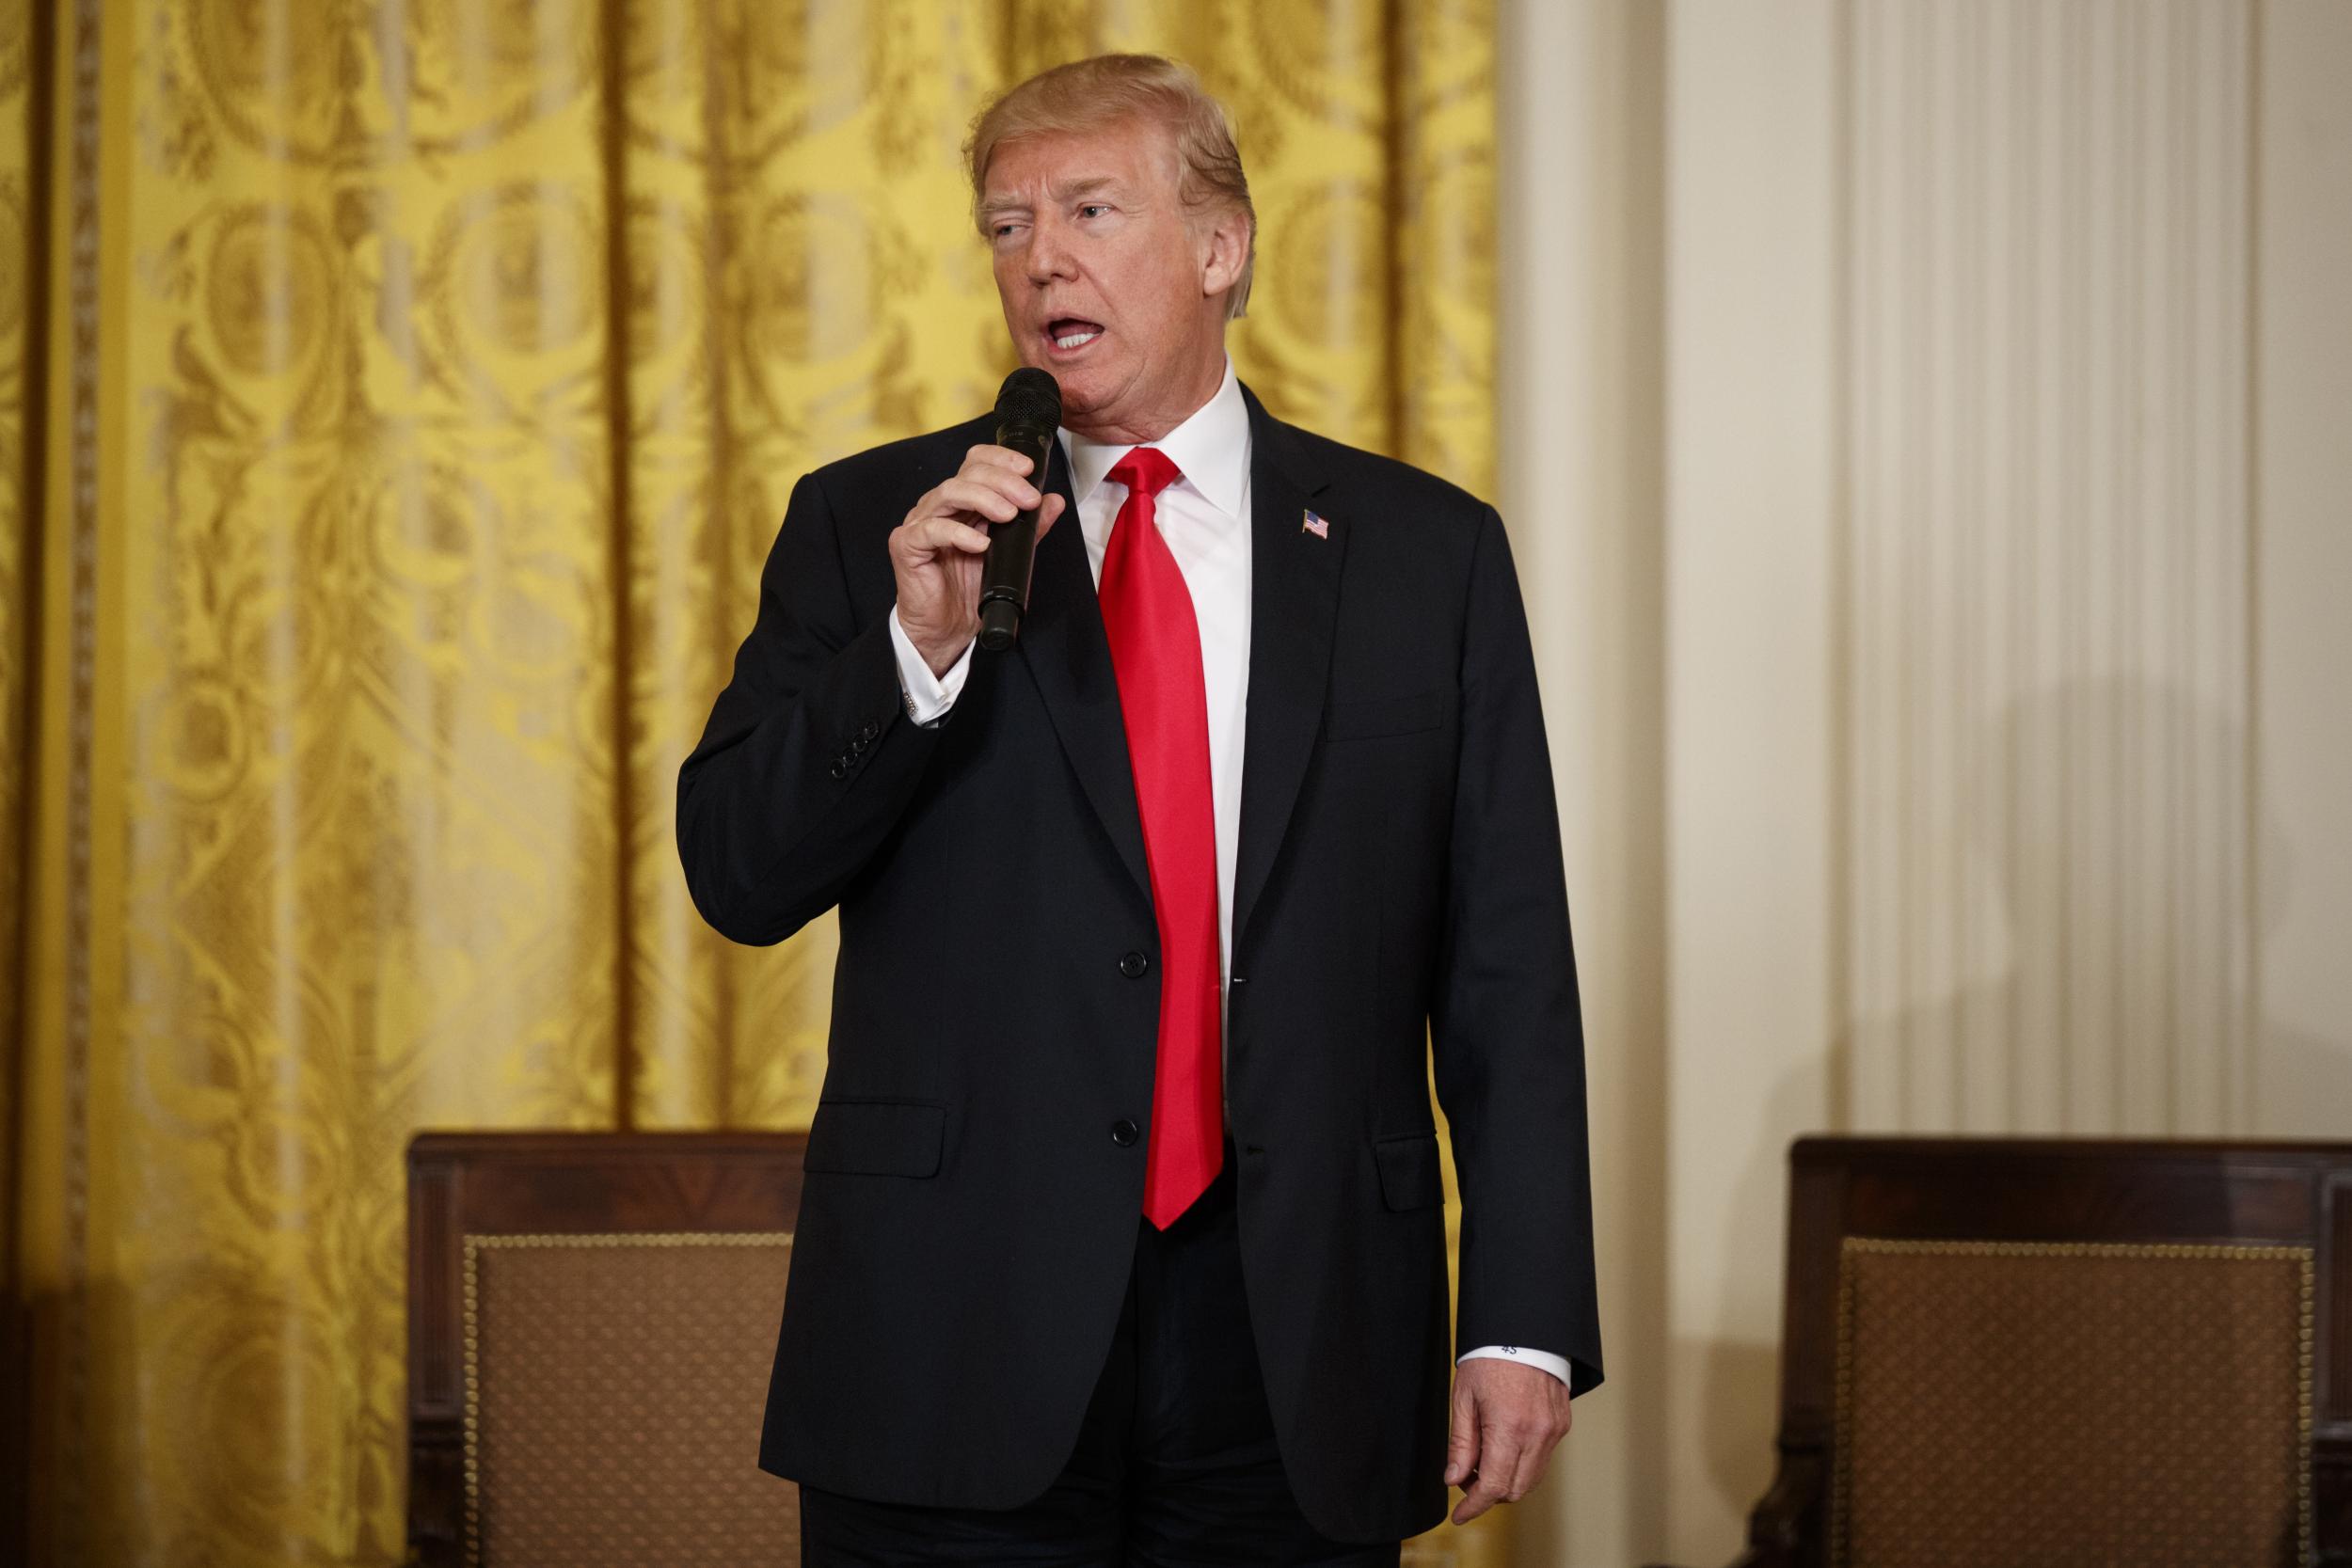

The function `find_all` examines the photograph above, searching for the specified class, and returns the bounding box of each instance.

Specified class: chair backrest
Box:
[1771,1138,2352,1568]
[406,1132,807,1568]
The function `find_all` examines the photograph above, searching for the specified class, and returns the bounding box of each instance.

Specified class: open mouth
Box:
[1044,316,1104,353]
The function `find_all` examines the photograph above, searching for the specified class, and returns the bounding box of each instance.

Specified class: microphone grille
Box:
[995,367,1061,429]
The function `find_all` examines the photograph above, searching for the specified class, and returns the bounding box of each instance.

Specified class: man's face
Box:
[981,117,1239,441]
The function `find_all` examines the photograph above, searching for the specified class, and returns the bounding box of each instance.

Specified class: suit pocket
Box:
[1323,690,1448,742]
[803,1099,946,1178]
[1373,1131,1445,1212]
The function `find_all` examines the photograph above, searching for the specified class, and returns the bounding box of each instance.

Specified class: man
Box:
[676,53,1601,1564]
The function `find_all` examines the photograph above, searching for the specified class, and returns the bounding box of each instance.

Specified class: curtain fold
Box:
[3,2,1498,1562]
[0,0,52,1334]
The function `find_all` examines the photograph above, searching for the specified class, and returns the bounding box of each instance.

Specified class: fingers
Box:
[1504,1413,1562,1504]
[899,447,1046,544]
[1451,1418,1523,1525]
[963,442,1035,478]
[1447,1386,1570,1525]
[899,515,993,559]
[958,445,1045,507]
[1443,1381,1480,1490]
[933,475,1037,524]
[900,491,1059,562]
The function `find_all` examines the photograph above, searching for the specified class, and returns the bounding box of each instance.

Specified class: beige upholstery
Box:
[465,1233,797,1567]
[1831,1238,2311,1567]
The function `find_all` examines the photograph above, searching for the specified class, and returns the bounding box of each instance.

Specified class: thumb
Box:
[1444,1382,1480,1487]
[1036,492,1067,538]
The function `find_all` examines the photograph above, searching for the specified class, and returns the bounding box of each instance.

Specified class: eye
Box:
[1077,203,1110,220]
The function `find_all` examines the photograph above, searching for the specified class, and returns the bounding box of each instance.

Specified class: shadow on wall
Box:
[1697,675,2351,1526]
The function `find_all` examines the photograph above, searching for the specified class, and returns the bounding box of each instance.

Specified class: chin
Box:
[1007,343,1133,430]
[1048,366,1114,418]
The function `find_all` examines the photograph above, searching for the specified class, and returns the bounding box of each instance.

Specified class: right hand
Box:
[890,444,1067,676]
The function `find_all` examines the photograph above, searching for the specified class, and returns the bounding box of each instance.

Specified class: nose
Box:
[1024,214,1075,287]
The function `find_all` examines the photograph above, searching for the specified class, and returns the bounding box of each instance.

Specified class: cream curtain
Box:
[1,2,1500,1563]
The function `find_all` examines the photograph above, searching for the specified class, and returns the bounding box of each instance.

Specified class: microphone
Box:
[976,367,1062,652]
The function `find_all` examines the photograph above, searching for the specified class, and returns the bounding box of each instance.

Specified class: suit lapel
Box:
[1231,387,1340,958]
[1010,436,1154,903]
[1008,386,1341,942]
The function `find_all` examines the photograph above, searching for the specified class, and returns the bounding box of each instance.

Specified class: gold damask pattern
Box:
[6,2,1499,1564]
[0,0,39,1327]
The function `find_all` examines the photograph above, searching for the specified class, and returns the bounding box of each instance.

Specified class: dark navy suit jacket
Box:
[675,383,1602,1544]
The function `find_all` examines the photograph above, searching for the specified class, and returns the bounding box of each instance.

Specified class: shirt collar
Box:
[1057,358,1249,520]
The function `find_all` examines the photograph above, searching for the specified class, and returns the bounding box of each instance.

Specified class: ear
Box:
[1200,206,1252,301]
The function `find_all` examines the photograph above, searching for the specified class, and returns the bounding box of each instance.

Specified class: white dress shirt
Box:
[885,359,1568,1390]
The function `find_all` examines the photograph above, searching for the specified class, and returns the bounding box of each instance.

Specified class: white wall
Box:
[1498,2,2352,1561]
[2252,1,2352,1140]
[1496,3,1668,1560]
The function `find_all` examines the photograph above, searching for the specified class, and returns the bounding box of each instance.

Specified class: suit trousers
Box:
[797,1141,1405,1566]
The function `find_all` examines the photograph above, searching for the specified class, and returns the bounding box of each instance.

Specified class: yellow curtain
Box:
[3,1,1499,1562]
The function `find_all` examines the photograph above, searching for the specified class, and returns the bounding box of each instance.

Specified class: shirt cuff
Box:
[887,603,974,726]
[1457,1344,1573,1389]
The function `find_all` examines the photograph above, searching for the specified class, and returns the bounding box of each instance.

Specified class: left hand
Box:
[1445,1357,1573,1524]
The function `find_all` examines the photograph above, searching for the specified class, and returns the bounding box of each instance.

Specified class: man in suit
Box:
[676,53,1601,1565]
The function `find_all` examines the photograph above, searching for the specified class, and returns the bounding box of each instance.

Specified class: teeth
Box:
[1055,330,1099,350]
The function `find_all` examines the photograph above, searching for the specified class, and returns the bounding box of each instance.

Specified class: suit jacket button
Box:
[1119,950,1149,979]
[1110,1118,1139,1147]
[860,720,880,742]
[829,760,847,779]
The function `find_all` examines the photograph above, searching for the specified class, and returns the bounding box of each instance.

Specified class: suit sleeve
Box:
[675,470,942,946]
[1428,504,1605,1397]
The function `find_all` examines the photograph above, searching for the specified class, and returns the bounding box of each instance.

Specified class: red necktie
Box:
[1097,447,1223,1229]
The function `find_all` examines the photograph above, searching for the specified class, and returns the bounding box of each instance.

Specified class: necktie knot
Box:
[1106,446,1183,503]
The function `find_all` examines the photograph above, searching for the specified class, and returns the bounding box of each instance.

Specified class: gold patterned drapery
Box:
[1,2,1499,1563]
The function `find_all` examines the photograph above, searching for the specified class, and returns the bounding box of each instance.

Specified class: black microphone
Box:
[976,367,1061,652]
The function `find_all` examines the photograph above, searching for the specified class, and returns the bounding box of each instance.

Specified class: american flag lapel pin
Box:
[1301,508,1329,539]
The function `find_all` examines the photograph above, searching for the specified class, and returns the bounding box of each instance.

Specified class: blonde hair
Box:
[965,54,1256,321]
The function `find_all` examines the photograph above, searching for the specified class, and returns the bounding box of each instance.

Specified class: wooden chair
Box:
[406,1132,807,1568]
[1658,1137,2352,1568]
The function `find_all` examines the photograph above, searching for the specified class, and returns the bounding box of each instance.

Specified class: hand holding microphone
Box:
[887,369,1065,673]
